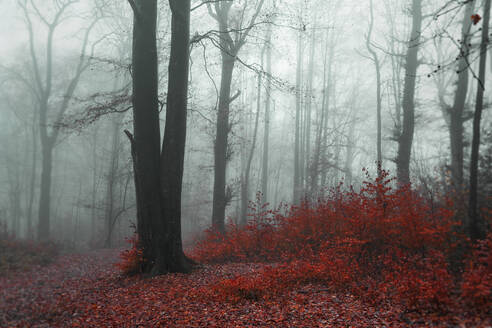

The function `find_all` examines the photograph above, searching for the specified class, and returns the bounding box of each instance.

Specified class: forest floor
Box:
[0,249,489,328]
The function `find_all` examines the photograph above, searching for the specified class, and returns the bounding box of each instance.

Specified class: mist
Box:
[0,0,491,326]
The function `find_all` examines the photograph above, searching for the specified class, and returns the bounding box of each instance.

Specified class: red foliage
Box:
[114,234,144,276]
[461,232,492,310]
[191,170,481,313]
[471,14,482,25]
[1,171,490,326]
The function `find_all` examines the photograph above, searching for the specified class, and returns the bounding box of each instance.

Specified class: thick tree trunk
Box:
[157,0,192,273]
[131,0,163,271]
[396,0,422,186]
[212,55,235,233]
[468,0,490,240]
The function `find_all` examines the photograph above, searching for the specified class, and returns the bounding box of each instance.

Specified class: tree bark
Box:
[130,0,163,271]
[261,24,272,206]
[366,0,383,172]
[212,55,235,233]
[448,1,474,191]
[38,135,53,241]
[396,0,422,186]
[293,29,304,204]
[468,0,490,240]
[158,0,192,273]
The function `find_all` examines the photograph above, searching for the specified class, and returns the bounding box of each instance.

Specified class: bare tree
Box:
[396,0,422,186]
[469,0,490,240]
[19,0,102,240]
[126,0,191,274]
[207,0,266,233]
[366,0,383,172]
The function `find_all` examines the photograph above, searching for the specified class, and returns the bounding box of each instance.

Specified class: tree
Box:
[468,0,490,240]
[240,62,263,226]
[396,0,422,186]
[445,1,475,192]
[207,0,266,233]
[366,0,383,172]
[261,21,273,206]
[19,0,101,241]
[126,0,191,274]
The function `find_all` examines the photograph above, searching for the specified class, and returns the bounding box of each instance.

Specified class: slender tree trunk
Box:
[367,0,382,171]
[310,29,332,198]
[90,126,99,246]
[468,0,490,240]
[293,30,303,204]
[38,135,53,241]
[303,24,316,199]
[105,118,120,248]
[449,1,474,191]
[27,117,38,239]
[396,0,422,186]
[241,71,262,225]
[212,53,235,233]
[261,25,272,206]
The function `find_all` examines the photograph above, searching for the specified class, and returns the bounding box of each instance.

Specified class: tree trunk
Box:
[38,137,53,242]
[157,0,192,273]
[27,118,37,239]
[468,0,490,240]
[241,69,262,226]
[261,25,272,206]
[212,55,235,233]
[367,0,382,171]
[396,0,422,186]
[293,30,303,204]
[449,1,474,191]
[104,118,120,248]
[130,0,163,271]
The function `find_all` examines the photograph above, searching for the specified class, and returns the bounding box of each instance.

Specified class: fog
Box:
[0,0,490,250]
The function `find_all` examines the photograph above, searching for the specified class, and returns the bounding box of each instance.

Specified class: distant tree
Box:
[207,0,266,233]
[18,0,102,241]
[396,0,422,186]
[469,0,490,240]
[366,0,383,173]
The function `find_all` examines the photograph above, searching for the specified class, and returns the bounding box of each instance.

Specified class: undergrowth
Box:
[187,170,491,314]
[0,228,59,276]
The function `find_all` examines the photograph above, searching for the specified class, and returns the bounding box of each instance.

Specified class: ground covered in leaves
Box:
[0,249,488,327]
[1,172,490,327]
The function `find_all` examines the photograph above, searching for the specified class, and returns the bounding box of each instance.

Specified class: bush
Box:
[115,234,144,276]
[192,170,472,312]
[461,232,492,310]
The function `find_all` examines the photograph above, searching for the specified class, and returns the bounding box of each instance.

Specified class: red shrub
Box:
[461,232,492,310]
[191,170,470,312]
[115,234,144,276]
